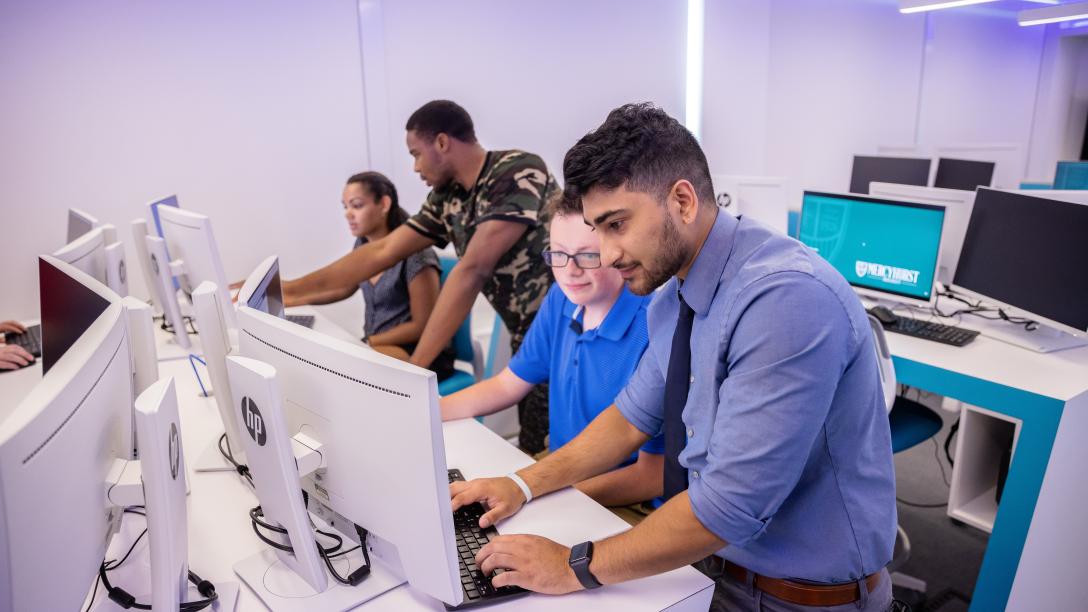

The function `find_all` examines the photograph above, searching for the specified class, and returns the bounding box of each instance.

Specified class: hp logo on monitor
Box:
[168,423,180,480]
[241,397,267,446]
[150,254,159,275]
[119,260,127,284]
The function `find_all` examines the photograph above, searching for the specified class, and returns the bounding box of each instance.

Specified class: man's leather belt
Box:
[721,559,881,607]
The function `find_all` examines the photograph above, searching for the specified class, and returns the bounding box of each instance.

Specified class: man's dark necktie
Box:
[663,292,695,501]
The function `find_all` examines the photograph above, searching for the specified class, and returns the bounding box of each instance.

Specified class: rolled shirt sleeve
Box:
[615,341,667,440]
[688,272,856,548]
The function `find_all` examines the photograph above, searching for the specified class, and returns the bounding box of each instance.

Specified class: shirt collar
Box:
[563,286,643,340]
[679,209,738,316]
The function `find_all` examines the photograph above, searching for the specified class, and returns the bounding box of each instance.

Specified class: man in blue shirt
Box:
[441,201,665,509]
[452,104,897,611]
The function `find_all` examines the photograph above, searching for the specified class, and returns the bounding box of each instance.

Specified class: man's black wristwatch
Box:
[568,541,603,589]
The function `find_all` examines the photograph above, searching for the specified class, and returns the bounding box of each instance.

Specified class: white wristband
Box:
[507,472,533,503]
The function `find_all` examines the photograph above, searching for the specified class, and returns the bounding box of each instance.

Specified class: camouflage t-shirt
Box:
[405,149,557,342]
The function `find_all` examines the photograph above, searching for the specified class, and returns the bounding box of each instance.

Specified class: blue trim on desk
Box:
[892,357,1065,612]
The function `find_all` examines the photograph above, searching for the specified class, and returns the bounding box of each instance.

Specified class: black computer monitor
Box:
[246,257,285,318]
[934,158,995,191]
[849,155,931,194]
[952,189,1088,335]
[39,257,111,373]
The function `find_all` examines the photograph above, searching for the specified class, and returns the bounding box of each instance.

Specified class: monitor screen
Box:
[246,259,285,318]
[1054,161,1088,190]
[934,158,995,191]
[849,156,931,194]
[953,189,1088,333]
[799,191,944,303]
[39,257,111,373]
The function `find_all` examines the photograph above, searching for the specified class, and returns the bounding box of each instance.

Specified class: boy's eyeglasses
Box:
[541,250,602,269]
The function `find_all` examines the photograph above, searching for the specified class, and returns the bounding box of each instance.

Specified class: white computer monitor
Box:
[798,191,946,307]
[237,255,285,318]
[190,281,246,472]
[158,206,237,329]
[68,208,100,243]
[951,188,1088,353]
[0,257,133,611]
[146,194,180,238]
[868,182,975,286]
[712,175,792,235]
[52,224,128,297]
[144,234,192,350]
[231,304,462,608]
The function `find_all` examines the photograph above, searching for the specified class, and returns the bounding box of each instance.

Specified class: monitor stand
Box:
[980,323,1088,354]
[194,432,240,472]
[234,533,404,612]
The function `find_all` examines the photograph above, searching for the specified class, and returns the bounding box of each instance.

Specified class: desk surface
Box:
[100,343,713,611]
[869,301,1088,401]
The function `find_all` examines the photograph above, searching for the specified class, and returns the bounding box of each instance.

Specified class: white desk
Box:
[881,311,1088,612]
[100,357,713,611]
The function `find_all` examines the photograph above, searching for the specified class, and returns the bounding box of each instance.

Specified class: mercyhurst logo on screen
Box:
[855,260,920,287]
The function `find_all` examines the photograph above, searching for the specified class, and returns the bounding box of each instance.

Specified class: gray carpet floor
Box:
[891,391,990,612]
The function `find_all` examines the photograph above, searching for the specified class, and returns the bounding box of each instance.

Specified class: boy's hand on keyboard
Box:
[0,321,27,335]
[450,476,526,528]
[476,534,582,595]
[0,345,34,370]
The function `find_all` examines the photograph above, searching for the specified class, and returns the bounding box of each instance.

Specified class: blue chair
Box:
[869,315,943,600]
[436,257,483,396]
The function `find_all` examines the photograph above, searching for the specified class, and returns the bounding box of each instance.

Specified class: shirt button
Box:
[689,375,695,384]
[687,428,694,438]
[692,470,700,479]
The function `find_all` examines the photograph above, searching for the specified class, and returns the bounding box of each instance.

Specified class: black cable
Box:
[944,418,959,467]
[247,504,371,586]
[217,433,253,487]
[933,438,951,488]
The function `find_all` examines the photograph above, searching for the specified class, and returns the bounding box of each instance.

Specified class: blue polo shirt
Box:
[509,283,665,461]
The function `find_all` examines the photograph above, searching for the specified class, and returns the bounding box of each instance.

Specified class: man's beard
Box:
[625,214,688,296]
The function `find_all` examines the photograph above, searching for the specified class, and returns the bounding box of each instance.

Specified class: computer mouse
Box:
[868,305,897,327]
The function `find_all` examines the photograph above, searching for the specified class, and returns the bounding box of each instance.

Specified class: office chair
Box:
[868,315,944,602]
[436,257,484,396]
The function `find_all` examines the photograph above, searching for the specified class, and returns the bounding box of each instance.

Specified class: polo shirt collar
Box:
[680,209,738,316]
[563,286,642,340]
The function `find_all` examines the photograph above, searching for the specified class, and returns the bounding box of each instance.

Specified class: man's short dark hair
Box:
[562,103,714,211]
[405,100,477,144]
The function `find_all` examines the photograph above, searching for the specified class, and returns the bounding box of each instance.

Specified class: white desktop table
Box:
[881,313,1088,611]
[100,313,713,611]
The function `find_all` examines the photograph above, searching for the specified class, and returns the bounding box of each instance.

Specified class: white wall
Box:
[700,0,1067,196]
[0,0,369,330]
[367,0,688,210]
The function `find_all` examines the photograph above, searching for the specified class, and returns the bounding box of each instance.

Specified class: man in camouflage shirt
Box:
[283,100,556,452]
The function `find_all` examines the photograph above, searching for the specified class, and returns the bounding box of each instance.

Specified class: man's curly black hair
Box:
[561,103,715,212]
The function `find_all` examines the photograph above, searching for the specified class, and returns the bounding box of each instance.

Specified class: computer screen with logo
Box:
[799,191,945,304]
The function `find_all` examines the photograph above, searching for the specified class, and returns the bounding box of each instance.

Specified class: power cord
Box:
[248,493,372,586]
[84,507,219,611]
[217,433,253,487]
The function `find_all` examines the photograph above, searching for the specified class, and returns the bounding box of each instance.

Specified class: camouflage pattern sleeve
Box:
[475,151,553,227]
[406,189,451,248]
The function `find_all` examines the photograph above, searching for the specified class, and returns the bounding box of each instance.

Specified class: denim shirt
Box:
[615,210,896,583]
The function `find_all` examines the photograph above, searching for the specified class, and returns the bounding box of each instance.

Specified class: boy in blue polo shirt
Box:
[441,200,664,509]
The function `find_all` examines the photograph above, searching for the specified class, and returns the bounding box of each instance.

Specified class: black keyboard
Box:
[286,314,315,329]
[446,469,528,610]
[872,311,979,347]
[4,324,42,358]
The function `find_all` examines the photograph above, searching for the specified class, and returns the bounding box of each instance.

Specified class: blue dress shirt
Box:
[616,210,896,583]
[510,283,665,459]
